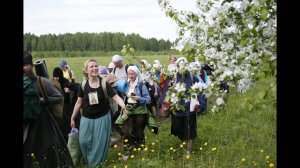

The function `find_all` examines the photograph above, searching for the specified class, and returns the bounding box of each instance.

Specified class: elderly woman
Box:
[70,59,127,166]
[121,65,151,153]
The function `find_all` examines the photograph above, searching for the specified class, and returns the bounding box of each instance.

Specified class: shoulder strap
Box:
[101,78,109,100]
[113,67,116,74]
[113,64,129,75]
[81,79,87,92]
[125,64,129,75]
[101,78,114,113]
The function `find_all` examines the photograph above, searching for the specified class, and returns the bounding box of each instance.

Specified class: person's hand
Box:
[130,96,139,101]
[64,87,70,93]
[70,119,75,128]
[122,106,128,115]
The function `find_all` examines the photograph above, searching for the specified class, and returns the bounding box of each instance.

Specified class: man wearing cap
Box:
[111,55,129,81]
[59,60,76,83]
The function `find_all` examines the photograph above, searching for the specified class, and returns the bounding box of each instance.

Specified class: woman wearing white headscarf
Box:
[119,65,151,154]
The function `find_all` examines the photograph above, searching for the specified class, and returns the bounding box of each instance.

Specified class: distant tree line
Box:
[24,32,173,52]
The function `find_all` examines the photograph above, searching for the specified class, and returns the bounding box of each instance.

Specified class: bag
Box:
[67,128,82,166]
[159,95,170,117]
[159,72,168,93]
[23,76,42,123]
[37,76,64,121]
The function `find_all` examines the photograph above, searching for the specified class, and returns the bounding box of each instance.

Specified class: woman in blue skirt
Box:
[70,59,127,166]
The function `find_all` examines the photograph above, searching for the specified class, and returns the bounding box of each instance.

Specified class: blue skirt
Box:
[79,112,111,166]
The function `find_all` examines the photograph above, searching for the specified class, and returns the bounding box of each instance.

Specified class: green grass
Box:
[77,76,276,168]
[33,55,172,81]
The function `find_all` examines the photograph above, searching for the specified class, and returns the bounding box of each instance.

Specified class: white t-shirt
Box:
[113,65,128,80]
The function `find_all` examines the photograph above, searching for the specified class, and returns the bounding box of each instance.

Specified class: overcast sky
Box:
[24,0,199,42]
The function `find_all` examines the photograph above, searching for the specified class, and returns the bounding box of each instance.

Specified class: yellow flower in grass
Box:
[141,158,145,161]
[138,148,141,151]
[151,129,154,132]
[269,163,275,167]
[144,147,148,152]
[265,156,270,160]
[185,155,190,160]
[113,166,117,168]
[204,143,208,146]
[130,155,134,159]
[211,147,217,151]
[170,147,174,151]
[199,147,203,151]
[117,153,122,156]
[141,144,145,147]
[31,153,35,157]
[260,149,264,153]
[113,145,118,148]
[180,144,183,148]
[151,149,155,152]
[182,142,186,145]
[133,148,137,152]
[124,165,128,168]
[241,158,246,162]
[124,139,128,143]
[152,142,155,146]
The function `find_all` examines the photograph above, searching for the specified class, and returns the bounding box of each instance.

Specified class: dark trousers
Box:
[111,109,124,136]
[123,114,148,149]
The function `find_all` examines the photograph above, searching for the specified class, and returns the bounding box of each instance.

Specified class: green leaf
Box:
[250,6,259,15]
[258,0,266,5]
[261,8,268,21]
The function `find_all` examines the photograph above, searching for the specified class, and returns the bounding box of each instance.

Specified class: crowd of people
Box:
[23,51,216,167]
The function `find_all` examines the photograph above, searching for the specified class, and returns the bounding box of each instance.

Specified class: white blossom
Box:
[216,97,225,106]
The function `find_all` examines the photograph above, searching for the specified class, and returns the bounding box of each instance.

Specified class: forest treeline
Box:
[24,32,173,52]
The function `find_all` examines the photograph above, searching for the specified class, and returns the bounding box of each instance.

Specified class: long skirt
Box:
[171,113,197,141]
[79,112,111,166]
[23,108,74,168]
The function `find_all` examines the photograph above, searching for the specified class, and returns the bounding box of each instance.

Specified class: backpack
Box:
[113,64,129,75]
[81,77,116,113]
[37,76,64,121]
[23,76,42,123]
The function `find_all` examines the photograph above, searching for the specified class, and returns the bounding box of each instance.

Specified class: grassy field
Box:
[33,55,172,81]
[35,56,276,167]
[87,76,275,168]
